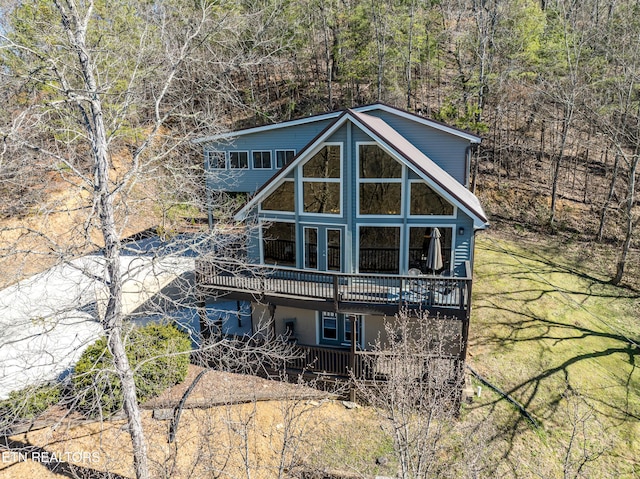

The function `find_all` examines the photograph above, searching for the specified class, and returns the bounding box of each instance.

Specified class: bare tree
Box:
[0,1,256,477]
[352,310,463,479]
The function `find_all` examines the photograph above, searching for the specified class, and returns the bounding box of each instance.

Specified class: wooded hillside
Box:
[1,0,638,285]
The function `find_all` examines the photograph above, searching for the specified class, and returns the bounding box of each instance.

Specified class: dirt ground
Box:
[0,367,372,479]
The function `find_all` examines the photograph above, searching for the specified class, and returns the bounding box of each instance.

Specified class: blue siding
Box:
[246,117,477,276]
[364,110,469,184]
[205,119,335,193]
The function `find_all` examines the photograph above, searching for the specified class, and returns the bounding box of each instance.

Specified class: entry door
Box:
[304,226,343,272]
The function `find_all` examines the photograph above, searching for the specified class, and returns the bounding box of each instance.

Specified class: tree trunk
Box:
[55,1,150,476]
[611,154,638,285]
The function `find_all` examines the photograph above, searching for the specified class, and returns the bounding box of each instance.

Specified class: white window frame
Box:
[259,179,296,214]
[229,150,249,169]
[356,141,405,218]
[321,312,338,341]
[303,226,319,270]
[206,150,227,169]
[342,314,364,348]
[408,180,457,218]
[252,150,273,169]
[275,149,296,168]
[298,142,343,217]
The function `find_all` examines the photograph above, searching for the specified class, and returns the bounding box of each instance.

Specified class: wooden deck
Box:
[285,344,462,383]
[196,261,473,318]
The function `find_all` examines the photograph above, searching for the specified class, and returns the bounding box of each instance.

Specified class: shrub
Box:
[72,322,191,417]
[0,383,61,421]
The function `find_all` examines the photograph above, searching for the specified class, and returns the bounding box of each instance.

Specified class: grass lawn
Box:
[466,230,640,477]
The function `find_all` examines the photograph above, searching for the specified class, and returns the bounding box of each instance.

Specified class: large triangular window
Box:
[409,181,454,216]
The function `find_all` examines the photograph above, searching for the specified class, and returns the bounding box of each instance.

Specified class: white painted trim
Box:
[321,311,338,341]
[229,150,249,169]
[407,225,456,274]
[275,149,296,169]
[251,150,273,169]
[356,224,402,274]
[205,150,226,169]
[193,111,344,144]
[303,226,319,270]
[359,104,482,143]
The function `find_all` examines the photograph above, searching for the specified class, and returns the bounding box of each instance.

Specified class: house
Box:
[194,103,488,387]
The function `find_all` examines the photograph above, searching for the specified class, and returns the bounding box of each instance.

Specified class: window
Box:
[359,183,402,215]
[253,151,272,169]
[301,144,341,215]
[262,222,296,266]
[410,182,454,216]
[230,151,249,169]
[261,180,295,212]
[319,312,362,346]
[206,151,226,169]
[276,149,295,168]
[408,226,453,273]
[359,226,400,274]
[303,182,341,213]
[359,144,402,178]
[322,312,338,340]
[358,144,403,216]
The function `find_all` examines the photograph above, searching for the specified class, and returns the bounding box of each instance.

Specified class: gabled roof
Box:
[193,103,481,145]
[235,110,488,229]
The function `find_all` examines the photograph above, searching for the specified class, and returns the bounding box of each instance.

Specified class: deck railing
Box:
[196,260,472,313]
[284,343,461,382]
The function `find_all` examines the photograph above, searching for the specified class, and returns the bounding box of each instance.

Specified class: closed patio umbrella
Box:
[426,228,443,272]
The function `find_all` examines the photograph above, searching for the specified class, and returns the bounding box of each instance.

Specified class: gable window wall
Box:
[358,144,403,216]
[301,144,342,215]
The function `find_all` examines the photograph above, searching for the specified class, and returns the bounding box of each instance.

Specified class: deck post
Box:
[349,314,357,402]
